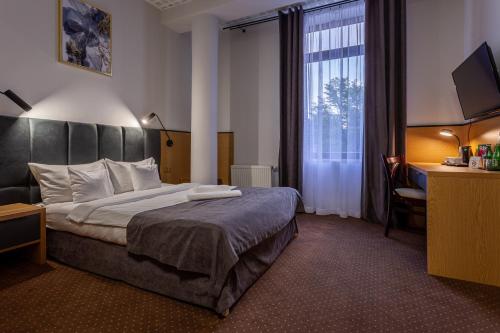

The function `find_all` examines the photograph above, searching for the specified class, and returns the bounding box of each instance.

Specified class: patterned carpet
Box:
[1,214,500,333]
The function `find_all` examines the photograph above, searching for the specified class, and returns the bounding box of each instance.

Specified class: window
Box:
[303,1,365,161]
[301,0,365,218]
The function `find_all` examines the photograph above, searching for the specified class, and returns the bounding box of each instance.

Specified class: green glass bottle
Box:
[485,146,494,170]
[493,132,500,171]
[493,145,500,170]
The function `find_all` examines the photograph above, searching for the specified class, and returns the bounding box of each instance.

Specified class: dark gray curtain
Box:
[362,0,407,223]
[279,6,304,192]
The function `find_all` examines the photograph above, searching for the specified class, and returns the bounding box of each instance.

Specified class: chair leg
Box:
[384,205,393,237]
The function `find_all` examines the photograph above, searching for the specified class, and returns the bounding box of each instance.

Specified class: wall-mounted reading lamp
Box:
[0,90,32,111]
[439,129,461,149]
[141,112,174,147]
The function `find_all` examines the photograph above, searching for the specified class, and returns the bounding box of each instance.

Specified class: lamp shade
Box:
[439,128,461,147]
[439,129,454,137]
[1,90,32,111]
[141,112,157,124]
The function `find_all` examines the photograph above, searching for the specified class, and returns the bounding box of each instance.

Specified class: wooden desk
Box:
[408,163,500,287]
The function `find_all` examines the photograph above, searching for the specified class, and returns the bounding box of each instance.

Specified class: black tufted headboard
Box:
[0,115,161,205]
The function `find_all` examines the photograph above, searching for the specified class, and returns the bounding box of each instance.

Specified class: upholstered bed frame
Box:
[0,114,297,315]
[0,115,161,205]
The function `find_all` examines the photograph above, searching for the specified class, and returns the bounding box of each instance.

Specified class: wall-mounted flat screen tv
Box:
[452,42,500,120]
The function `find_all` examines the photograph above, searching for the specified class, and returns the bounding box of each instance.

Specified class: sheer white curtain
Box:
[302,0,365,218]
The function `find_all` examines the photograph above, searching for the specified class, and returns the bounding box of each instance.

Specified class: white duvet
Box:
[67,183,196,227]
[46,183,241,245]
[46,184,197,244]
[45,205,128,245]
[49,183,239,228]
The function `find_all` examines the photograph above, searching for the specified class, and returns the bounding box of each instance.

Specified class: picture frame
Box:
[58,0,112,76]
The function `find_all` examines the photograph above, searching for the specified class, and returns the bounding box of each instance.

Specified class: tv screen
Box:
[452,42,500,120]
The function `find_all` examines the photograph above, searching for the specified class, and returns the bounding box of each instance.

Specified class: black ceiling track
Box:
[223,0,360,30]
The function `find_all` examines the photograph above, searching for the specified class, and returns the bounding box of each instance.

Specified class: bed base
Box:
[47,218,298,315]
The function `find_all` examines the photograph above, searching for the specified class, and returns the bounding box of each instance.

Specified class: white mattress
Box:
[46,202,127,245]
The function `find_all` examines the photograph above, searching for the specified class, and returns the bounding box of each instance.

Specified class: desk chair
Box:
[381,155,426,237]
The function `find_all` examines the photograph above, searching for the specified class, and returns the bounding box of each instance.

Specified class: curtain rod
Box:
[222,0,359,30]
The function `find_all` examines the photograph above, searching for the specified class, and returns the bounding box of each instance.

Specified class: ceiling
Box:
[152,0,304,33]
[144,0,193,11]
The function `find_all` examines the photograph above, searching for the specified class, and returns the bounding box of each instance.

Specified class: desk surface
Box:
[409,162,500,177]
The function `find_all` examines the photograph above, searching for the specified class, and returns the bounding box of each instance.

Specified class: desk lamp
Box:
[439,129,461,149]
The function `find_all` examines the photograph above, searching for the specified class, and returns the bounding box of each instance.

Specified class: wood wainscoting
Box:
[160,131,191,184]
[407,115,500,163]
[217,132,234,185]
[160,131,234,185]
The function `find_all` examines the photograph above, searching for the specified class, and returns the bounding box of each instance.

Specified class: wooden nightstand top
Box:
[0,204,45,222]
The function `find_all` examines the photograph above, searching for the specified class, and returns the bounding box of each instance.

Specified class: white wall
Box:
[0,0,191,130]
[5,0,498,155]
[227,1,500,163]
[226,21,280,167]
[407,0,465,125]
[226,0,500,165]
[218,30,232,132]
[463,0,500,62]
[407,0,500,126]
[190,14,219,184]
[163,30,192,131]
[165,29,231,133]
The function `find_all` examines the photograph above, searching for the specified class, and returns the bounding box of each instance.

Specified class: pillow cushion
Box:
[28,164,72,205]
[28,160,106,205]
[68,164,114,203]
[129,164,162,191]
[105,158,155,194]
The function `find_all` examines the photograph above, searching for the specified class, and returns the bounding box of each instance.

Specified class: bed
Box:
[0,115,300,315]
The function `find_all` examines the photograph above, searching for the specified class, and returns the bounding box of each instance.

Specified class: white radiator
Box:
[231,165,273,188]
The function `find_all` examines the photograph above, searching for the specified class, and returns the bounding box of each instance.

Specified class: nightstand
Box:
[0,204,46,265]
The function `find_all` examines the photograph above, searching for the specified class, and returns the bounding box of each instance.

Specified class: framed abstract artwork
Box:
[58,0,112,76]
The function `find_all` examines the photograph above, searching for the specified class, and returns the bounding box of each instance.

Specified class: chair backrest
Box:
[380,154,402,195]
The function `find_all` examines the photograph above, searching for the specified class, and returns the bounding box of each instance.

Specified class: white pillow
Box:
[129,164,161,191]
[68,164,114,203]
[105,158,155,194]
[28,160,106,205]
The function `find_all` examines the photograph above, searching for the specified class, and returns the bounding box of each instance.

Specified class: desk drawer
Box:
[0,214,40,251]
[409,167,427,191]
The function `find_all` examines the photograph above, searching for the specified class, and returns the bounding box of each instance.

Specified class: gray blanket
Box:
[126,187,300,293]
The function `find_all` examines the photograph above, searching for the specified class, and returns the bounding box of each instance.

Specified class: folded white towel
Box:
[194,185,236,193]
[187,190,242,201]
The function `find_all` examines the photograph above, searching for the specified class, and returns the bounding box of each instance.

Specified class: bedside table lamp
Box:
[0,89,32,111]
[141,112,174,147]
